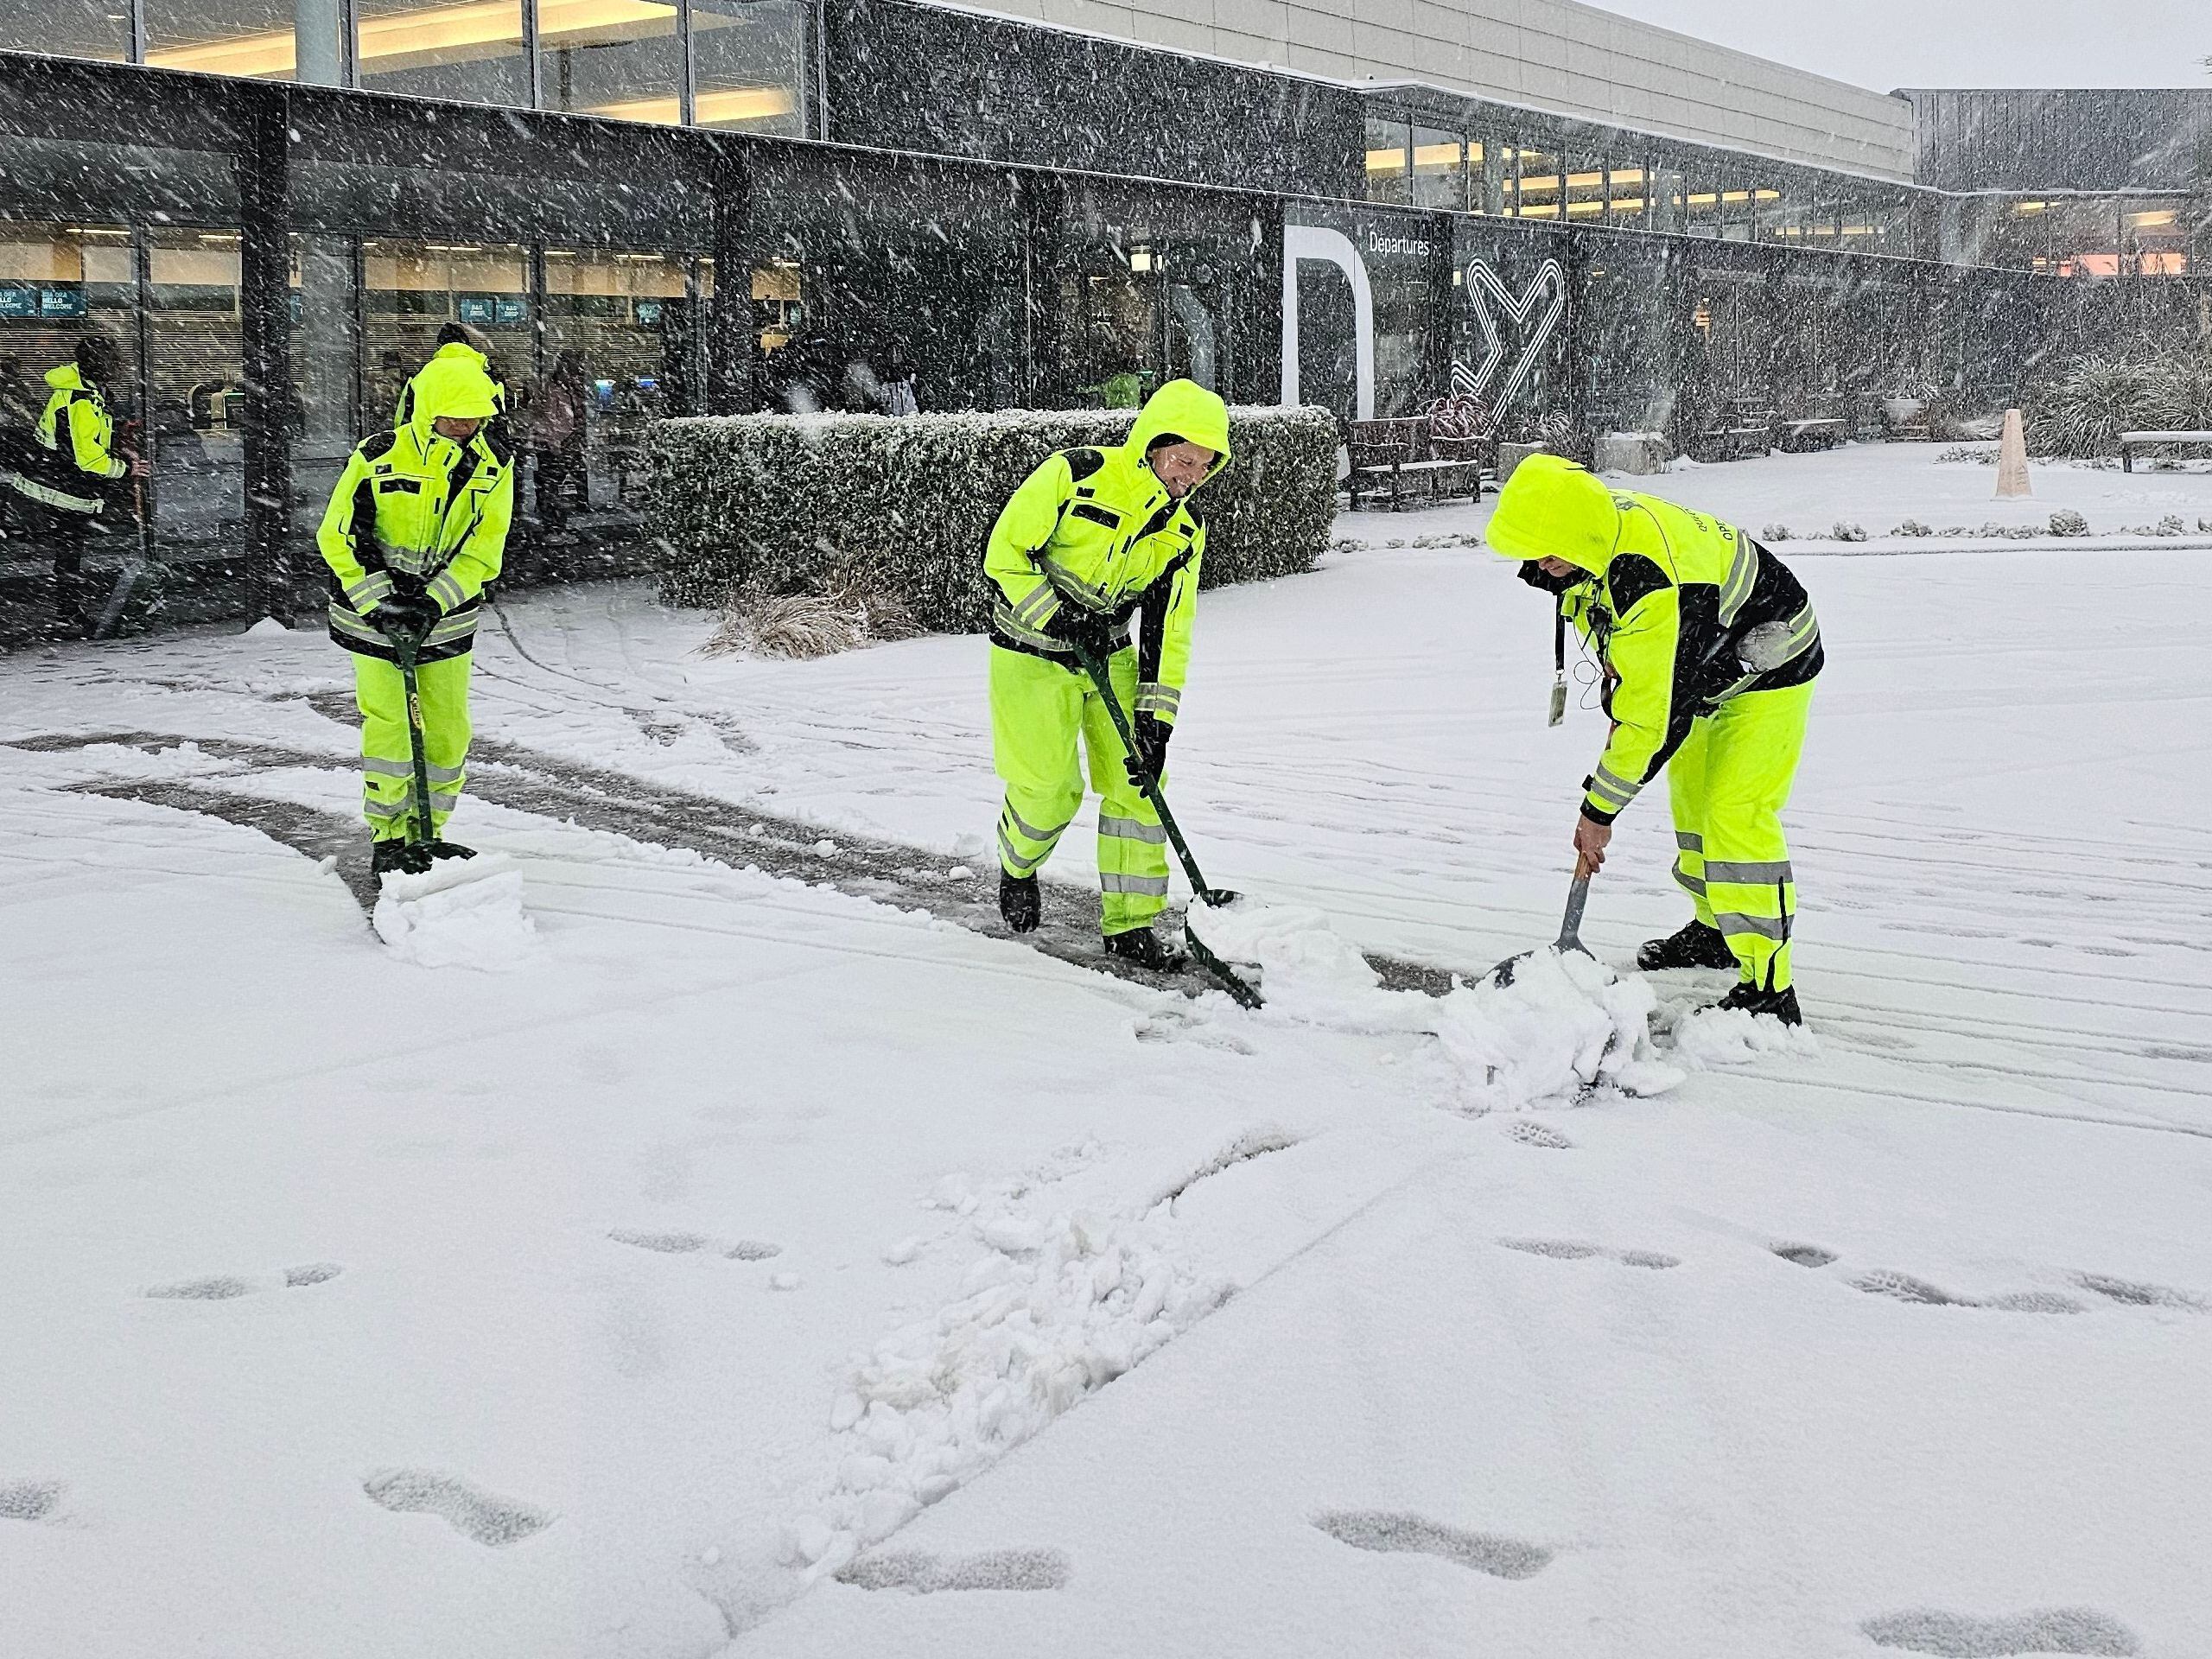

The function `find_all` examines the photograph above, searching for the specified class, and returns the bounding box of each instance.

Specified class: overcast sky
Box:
[1594,0,2212,92]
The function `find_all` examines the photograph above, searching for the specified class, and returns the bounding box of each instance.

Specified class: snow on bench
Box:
[2120,430,2212,472]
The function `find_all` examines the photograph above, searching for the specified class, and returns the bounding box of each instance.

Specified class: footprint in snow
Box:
[607,1229,782,1262]
[838,1548,1070,1593]
[0,1480,64,1522]
[144,1263,344,1300]
[1861,1605,2139,1656]
[1851,1270,2082,1313]
[1314,1511,1552,1580]
[363,1469,555,1548]
[1497,1238,1680,1269]
[1505,1120,1575,1149]
[1771,1242,1839,1268]
[2071,1272,2207,1312]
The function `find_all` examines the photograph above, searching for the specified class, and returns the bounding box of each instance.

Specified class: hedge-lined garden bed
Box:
[647,405,1340,630]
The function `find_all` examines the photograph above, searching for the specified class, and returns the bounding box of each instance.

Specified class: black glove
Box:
[1046,603,1118,662]
[1125,712,1172,786]
[373,592,437,647]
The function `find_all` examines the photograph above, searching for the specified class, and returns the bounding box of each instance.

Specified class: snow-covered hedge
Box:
[647,405,1340,626]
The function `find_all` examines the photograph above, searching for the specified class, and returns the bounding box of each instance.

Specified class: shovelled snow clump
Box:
[1669,1002,1821,1068]
[1188,899,1681,1109]
[785,1190,1227,1581]
[372,853,539,971]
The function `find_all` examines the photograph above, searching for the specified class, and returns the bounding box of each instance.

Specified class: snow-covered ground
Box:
[3,445,2209,1659]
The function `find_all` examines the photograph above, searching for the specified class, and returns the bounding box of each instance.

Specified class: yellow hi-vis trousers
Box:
[1665,679,1815,993]
[353,651,473,841]
[989,643,1169,937]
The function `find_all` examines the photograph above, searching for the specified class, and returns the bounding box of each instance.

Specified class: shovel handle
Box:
[1556,871,1592,952]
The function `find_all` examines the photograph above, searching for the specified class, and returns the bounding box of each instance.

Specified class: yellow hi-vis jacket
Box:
[1487,454,1822,823]
[13,363,129,513]
[983,378,1230,727]
[394,340,508,430]
[318,356,513,665]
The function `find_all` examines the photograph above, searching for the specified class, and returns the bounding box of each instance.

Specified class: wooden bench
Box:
[1346,416,1484,510]
[2120,430,2212,472]
[1778,417,1847,453]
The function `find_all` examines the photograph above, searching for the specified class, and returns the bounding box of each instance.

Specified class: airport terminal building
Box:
[1,0,2207,623]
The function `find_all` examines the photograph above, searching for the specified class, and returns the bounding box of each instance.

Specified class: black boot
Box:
[1103,926,1186,972]
[1716,982,1802,1027]
[371,837,433,877]
[1637,919,1738,971]
[999,871,1040,933]
[426,840,476,861]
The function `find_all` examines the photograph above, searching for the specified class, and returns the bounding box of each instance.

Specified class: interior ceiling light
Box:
[585,86,792,124]
[148,0,696,79]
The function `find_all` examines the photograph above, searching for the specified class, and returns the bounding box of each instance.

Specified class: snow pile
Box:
[371,853,540,970]
[785,1173,1228,1580]
[1669,1002,1821,1067]
[1187,899,1681,1109]
[1431,945,1683,1109]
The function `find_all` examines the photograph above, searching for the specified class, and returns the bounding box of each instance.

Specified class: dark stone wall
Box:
[822,0,1364,200]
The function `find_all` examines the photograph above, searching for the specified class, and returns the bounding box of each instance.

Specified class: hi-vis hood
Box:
[45,363,88,394]
[1484,453,1622,575]
[1127,378,1231,482]
[406,352,501,441]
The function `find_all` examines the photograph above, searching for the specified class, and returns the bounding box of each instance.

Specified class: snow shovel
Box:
[1068,639,1263,1011]
[395,630,439,855]
[1487,864,1594,988]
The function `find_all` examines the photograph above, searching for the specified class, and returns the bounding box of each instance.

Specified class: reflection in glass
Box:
[0,0,130,60]
[1364,117,1412,206]
[1411,129,1464,212]
[691,0,806,133]
[1563,154,1605,222]
[142,0,348,85]
[353,0,529,109]
[539,0,681,122]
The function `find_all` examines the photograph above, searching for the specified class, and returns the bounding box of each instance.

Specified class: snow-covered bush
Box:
[1830,520,1868,543]
[703,578,924,660]
[1759,521,1793,541]
[1893,518,1934,537]
[2048,509,2089,537]
[648,406,1339,627]
[2025,352,2212,458]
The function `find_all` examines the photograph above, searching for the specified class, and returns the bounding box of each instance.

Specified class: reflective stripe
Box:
[1135,683,1181,717]
[3,470,103,512]
[1001,801,1070,846]
[1715,912,1789,941]
[1704,859,1794,884]
[364,798,409,821]
[361,757,413,779]
[1097,813,1166,844]
[992,601,1071,652]
[346,572,393,609]
[328,604,385,643]
[426,571,467,613]
[425,761,466,785]
[1013,583,1059,626]
[1673,867,1707,897]
[1719,536,1758,624]
[997,825,1052,874]
[1675,830,1704,851]
[1099,872,1170,896]
[1587,764,1642,808]
[425,613,480,644]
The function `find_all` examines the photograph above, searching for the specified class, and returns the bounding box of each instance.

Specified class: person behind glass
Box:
[531,349,587,540]
[880,340,918,416]
[0,333,145,640]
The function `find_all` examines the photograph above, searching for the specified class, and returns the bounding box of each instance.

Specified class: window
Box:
[141,0,348,85]
[1685,175,1723,238]
[1468,139,1503,216]
[539,0,681,122]
[1410,128,1464,212]
[0,0,129,60]
[1364,116,1413,206]
[1605,161,1649,227]
[691,0,807,134]
[1563,153,1606,222]
[1511,147,1561,220]
[2121,200,2190,276]
[1645,165,1685,234]
[354,0,529,109]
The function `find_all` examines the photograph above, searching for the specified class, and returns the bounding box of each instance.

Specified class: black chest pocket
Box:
[377,478,423,494]
[1070,502,1120,530]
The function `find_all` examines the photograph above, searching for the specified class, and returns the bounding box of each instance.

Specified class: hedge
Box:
[646,404,1341,629]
